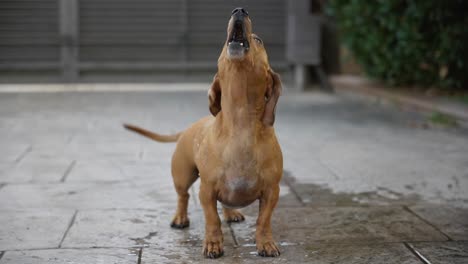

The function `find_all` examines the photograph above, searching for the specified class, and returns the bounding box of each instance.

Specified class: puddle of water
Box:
[283,171,422,207]
[127,248,140,256]
[129,231,158,246]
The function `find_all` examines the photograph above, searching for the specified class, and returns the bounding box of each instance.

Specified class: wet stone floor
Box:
[0,90,467,263]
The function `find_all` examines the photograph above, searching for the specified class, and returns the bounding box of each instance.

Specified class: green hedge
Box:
[327,0,468,89]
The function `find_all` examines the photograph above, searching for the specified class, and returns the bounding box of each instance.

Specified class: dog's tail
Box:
[123,124,181,143]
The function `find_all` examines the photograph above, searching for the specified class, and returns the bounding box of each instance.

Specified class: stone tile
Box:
[0,164,11,182]
[0,248,139,264]
[27,142,142,162]
[140,245,206,263]
[318,138,468,204]
[119,162,172,182]
[409,204,468,240]
[140,243,420,264]
[66,142,142,161]
[283,157,338,185]
[141,144,177,163]
[0,181,176,210]
[65,160,125,182]
[276,183,304,207]
[236,243,420,264]
[0,144,30,163]
[0,159,71,183]
[0,210,74,250]
[62,209,234,248]
[291,183,420,206]
[410,241,468,264]
[231,207,448,245]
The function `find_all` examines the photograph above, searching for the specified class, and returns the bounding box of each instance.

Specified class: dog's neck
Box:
[216,70,264,141]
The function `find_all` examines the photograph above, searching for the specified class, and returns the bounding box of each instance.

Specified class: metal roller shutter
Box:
[79,0,185,66]
[0,0,288,82]
[0,0,60,69]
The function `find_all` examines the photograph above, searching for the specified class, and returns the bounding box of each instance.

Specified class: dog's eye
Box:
[253,36,263,45]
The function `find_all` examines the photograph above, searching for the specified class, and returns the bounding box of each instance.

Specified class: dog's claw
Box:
[203,240,224,258]
[170,219,189,229]
[204,249,223,259]
[170,214,190,229]
[257,240,280,257]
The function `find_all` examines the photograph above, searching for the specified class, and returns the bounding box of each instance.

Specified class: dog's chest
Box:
[213,139,265,208]
[217,167,259,208]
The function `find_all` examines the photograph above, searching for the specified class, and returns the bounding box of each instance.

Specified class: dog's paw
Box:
[170,215,189,229]
[257,240,280,257]
[202,240,224,259]
[223,209,245,223]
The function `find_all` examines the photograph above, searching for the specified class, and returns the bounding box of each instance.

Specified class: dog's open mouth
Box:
[227,19,249,59]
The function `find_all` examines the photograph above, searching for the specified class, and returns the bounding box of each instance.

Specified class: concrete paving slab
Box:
[62,209,234,248]
[119,161,173,182]
[0,159,72,183]
[65,160,173,183]
[234,243,421,264]
[232,207,448,245]
[317,136,468,206]
[65,160,125,182]
[409,205,468,240]
[139,246,205,263]
[64,142,142,161]
[140,243,420,264]
[24,143,142,163]
[1,90,468,262]
[0,144,30,163]
[0,181,176,210]
[410,241,468,264]
[0,248,139,264]
[291,183,420,206]
[275,184,304,208]
[0,210,74,250]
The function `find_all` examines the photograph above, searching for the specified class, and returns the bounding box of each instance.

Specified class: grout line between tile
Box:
[317,157,341,180]
[58,210,78,248]
[15,145,32,164]
[137,247,143,264]
[228,224,239,247]
[60,160,76,183]
[404,242,432,264]
[4,240,468,253]
[403,206,453,241]
[6,246,145,251]
[282,172,305,206]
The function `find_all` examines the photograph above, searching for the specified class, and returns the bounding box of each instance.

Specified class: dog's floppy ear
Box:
[208,74,221,116]
[262,69,282,126]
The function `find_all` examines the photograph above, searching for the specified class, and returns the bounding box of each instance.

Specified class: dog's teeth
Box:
[240,43,243,46]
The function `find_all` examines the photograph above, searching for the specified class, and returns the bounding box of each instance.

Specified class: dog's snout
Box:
[231,7,248,18]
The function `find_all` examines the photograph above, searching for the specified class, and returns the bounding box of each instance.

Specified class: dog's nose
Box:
[231,7,248,17]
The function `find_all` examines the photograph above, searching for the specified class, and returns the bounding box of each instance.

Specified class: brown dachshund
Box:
[124,7,282,258]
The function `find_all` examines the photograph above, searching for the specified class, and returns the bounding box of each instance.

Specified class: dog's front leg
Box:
[199,182,224,258]
[256,185,280,257]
